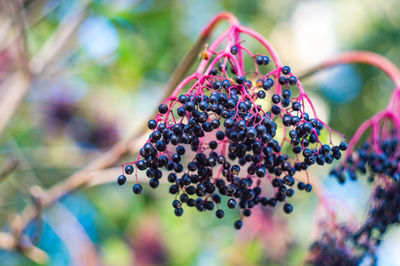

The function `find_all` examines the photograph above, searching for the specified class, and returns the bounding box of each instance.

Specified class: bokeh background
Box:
[0,0,399,265]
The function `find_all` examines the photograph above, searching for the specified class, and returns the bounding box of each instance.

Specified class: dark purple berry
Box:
[133,184,142,194]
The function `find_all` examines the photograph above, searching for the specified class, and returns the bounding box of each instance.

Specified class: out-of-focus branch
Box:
[29,8,87,75]
[0,0,89,137]
[0,72,30,135]
[0,0,91,262]
[0,0,62,51]
[0,157,19,183]
[133,29,212,138]
[299,51,400,87]
[0,232,48,264]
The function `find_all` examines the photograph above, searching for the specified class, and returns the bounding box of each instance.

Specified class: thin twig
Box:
[0,232,48,264]
[0,0,63,51]
[299,51,400,87]
[0,0,89,137]
[0,157,19,183]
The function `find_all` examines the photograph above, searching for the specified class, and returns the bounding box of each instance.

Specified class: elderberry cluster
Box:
[331,132,399,184]
[117,59,346,229]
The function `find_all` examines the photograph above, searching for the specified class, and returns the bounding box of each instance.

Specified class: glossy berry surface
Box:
[132,184,142,194]
[117,175,126,186]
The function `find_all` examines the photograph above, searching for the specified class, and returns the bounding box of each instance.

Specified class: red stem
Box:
[200,12,239,38]
[305,51,400,155]
[317,51,400,88]
[238,25,283,69]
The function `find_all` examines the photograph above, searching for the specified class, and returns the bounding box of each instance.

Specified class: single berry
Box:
[283,203,293,214]
[175,208,184,217]
[257,90,266,99]
[282,66,291,75]
[262,56,270,65]
[133,184,143,194]
[125,165,134,175]
[178,95,188,103]
[231,46,238,55]
[216,209,224,218]
[148,119,157,130]
[256,56,264,65]
[117,175,126,186]
[279,76,287,85]
[234,220,243,230]
[235,76,245,84]
[339,142,348,151]
[227,198,237,209]
[158,104,168,114]
[222,79,231,88]
[288,76,297,85]
[172,199,182,208]
[272,94,281,104]
[243,209,252,217]
[297,182,306,190]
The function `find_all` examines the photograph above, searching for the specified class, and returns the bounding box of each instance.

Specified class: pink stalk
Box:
[238,25,283,68]
[234,28,245,75]
[313,51,400,88]
[199,12,239,36]
[304,51,400,156]
[196,29,231,75]
[168,73,199,100]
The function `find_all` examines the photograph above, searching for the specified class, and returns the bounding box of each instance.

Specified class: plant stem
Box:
[299,51,400,87]
[300,51,400,155]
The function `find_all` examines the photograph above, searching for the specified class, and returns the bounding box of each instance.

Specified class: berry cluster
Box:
[353,182,400,251]
[302,52,400,265]
[308,181,400,265]
[331,132,399,184]
[307,230,362,266]
[118,13,346,229]
[331,101,400,185]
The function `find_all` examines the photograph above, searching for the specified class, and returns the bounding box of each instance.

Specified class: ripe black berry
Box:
[234,220,243,230]
[256,56,264,65]
[216,209,224,218]
[279,77,287,85]
[117,175,126,185]
[133,184,142,194]
[175,208,184,216]
[262,56,270,65]
[172,199,182,208]
[288,76,297,85]
[243,209,252,217]
[272,94,281,104]
[227,198,237,209]
[282,66,291,75]
[125,165,134,175]
[283,203,293,213]
[297,182,305,190]
[148,119,157,130]
[158,104,168,114]
[231,46,238,55]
